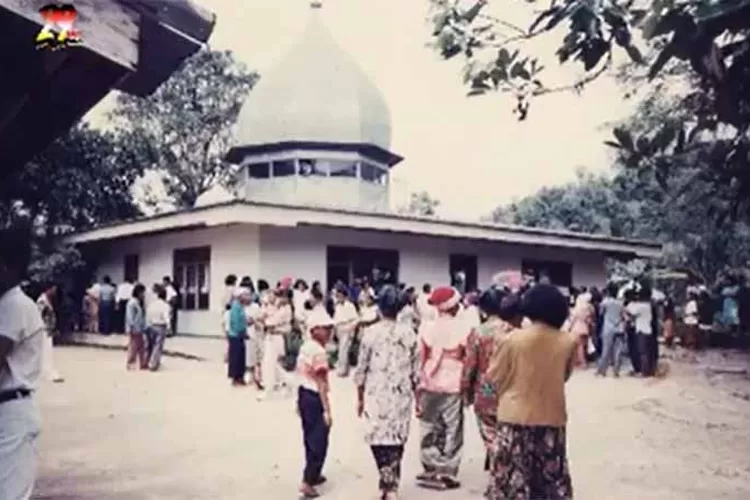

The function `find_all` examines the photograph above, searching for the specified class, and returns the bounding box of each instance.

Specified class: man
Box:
[162,276,178,337]
[97,276,116,335]
[0,218,46,499]
[36,283,64,383]
[416,286,470,490]
[332,284,358,377]
[415,283,437,325]
[115,278,134,333]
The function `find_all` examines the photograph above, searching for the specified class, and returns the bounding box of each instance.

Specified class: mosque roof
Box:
[226,2,394,164]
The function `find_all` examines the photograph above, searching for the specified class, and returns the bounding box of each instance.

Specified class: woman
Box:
[145,284,170,371]
[125,283,147,370]
[354,285,419,500]
[258,286,293,400]
[297,307,335,499]
[416,286,470,490]
[625,286,655,377]
[227,288,250,386]
[294,279,311,320]
[359,288,379,326]
[567,292,594,368]
[244,291,264,389]
[396,287,417,329]
[461,287,514,478]
[596,283,626,377]
[83,280,99,333]
[461,292,482,332]
[683,289,700,349]
[486,284,576,499]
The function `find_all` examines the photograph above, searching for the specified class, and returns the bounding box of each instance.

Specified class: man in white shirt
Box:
[36,283,64,383]
[332,285,359,377]
[146,284,171,371]
[162,276,178,336]
[416,283,437,325]
[115,279,134,333]
[0,220,45,499]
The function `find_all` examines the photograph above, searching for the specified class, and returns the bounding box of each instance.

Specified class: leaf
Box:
[613,128,635,152]
[497,48,512,65]
[604,140,622,149]
[648,42,676,79]
[461,0,487,23]
[529,6,562,33]
[625,44,646,64]
[510,62,531,80]
[543,5,573,31]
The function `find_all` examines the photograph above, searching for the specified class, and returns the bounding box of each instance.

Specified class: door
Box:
[123,254,139,282]
[449,254,478,292]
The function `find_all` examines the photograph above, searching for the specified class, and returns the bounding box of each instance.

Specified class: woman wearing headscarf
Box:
[567,291,594,368]
[461,287,515,481]
[486,284,576,499]
[354,286,419,500]
[415,286,471,490]
[296,307,335,499]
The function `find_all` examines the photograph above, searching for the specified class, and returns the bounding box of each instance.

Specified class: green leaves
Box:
[110,48,257,208]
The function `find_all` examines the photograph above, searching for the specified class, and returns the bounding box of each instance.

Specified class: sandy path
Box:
[33,345,750,499]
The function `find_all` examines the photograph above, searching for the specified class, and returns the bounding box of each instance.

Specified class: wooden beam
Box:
[0,0,140,71]
[0,47,128,176]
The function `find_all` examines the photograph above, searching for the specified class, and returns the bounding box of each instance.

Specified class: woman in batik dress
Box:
[354,285,419,499]
[461,287,515,475]
[486,284,576,500]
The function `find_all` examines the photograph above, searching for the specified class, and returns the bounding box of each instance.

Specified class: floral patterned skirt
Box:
[488,422,572,500]
[371,444,405,492]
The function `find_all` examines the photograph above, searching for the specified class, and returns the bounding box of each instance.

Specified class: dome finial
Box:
[310,0,322,9]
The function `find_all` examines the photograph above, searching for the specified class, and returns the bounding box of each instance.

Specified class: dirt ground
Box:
[32,342,750,500]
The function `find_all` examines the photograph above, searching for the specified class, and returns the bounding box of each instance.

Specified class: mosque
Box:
[66,3,660,335]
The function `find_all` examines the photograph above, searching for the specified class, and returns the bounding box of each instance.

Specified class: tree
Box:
[110,48,258,208]
[428,0,750,221]
[399,191,441,216]
[0,123,143,292]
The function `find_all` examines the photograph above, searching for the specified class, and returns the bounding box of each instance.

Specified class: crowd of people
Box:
[211,269,689,499]
[3,218,748,500]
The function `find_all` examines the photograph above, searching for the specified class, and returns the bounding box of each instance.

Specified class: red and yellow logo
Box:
[35,3,83,51]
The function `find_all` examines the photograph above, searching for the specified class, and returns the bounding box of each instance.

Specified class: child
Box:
[296,308,335,498]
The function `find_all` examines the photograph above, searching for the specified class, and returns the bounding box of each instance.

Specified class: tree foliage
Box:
[0,123,142,287]
[399,191,442,216]
[110,48,258,208]
[430,0,750,221]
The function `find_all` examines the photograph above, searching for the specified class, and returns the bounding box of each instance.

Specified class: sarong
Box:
[227,336,246,382]
[489,422,572,500]
[418,391,463,478]
[371,444,404,492]
[475,411,497,470]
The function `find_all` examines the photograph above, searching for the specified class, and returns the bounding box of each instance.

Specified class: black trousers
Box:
[227,337,246,382]
[116,300,128,333]
[626,328,641,373]
[299,387,329,485]
[638,333,656,377]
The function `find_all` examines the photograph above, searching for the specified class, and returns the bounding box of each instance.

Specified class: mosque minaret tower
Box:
[226,1,402,213]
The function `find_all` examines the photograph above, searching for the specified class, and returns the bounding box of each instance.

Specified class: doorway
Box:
[326,246,399,289]
[449,253,478,292]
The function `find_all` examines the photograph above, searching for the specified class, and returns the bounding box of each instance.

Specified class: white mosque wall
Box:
[93,225,260,336]
[91,223,607,336]
[244,176,390,212]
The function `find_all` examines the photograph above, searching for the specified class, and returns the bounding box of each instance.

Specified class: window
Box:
[522,259,572,288]
[298,159,328,176]
[123,254,139,282]
[326,246,399,289]
[272,159,296,177]
[361,162,386,184]
[248,162,270,179]
[326,160,358,178]
[173,247,211,310]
